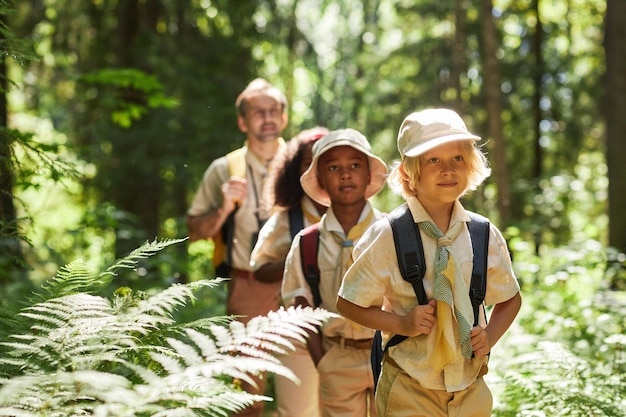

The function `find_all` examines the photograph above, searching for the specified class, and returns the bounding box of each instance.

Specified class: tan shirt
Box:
[188,144,284,271]
[338,196,520,392]
[282,202,381,340]
[250,196,322,270]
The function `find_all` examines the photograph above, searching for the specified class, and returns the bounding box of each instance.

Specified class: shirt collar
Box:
[406,196,470,226]
[321,201,374,237]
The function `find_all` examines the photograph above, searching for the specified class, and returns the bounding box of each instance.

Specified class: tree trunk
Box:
[0,10,26,280]
[530,0,544,255]
[480,0,512,224]
[453,0,465,112]
[111,0,163,258]
[531,0,544,181]
[603,0,626,260]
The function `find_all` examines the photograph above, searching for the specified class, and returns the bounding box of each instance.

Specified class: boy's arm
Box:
[337,296,437,337]
[470,292,522,357]
[282,238,324,363]
[254,261,286,283]
[250,214,289,283]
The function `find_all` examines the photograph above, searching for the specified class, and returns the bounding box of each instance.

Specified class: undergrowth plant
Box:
[0,239,335,416]
[490,239,626,417]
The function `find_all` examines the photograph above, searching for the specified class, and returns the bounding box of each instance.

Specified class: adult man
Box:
[187,78,288,417]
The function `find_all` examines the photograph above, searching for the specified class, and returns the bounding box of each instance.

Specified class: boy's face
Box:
[316,145,371,207]
[414,141,469,207]
[237,94,287,143]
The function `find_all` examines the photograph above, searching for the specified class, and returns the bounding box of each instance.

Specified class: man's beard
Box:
[255,125,280,142]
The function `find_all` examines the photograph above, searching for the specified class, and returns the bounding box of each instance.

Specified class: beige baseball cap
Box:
[397,108,480,158]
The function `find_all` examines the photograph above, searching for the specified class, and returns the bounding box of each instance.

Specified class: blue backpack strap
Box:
[383,203,428,350]
[372,204,427,388]
[467,211,490,326]
[389,203,428,305]
[288,206,304,239]
[300,223,321,308]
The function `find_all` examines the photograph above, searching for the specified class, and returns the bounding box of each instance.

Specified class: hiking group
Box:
[187,78,522,417]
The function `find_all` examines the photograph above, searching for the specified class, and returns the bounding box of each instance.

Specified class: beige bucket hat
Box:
[300,128,388,207]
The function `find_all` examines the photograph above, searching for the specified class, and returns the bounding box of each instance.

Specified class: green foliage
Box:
[497,341,625,417]
[77,68,178,129]
[490,240,626,417]
[4,1,624,413]
[0,239,336,416]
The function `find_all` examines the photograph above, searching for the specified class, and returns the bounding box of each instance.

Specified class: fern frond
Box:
[134,283,195,317]
[0,240,337,416]
[37,259,106,300]
[499,341,626,416]
[99,238,187,279]
[212,306,336,355]
[0,294,137,373]
[185,278,227,292]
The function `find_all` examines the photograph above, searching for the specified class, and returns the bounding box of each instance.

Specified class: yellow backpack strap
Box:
[225,146,247,179]
[213,146,247,273]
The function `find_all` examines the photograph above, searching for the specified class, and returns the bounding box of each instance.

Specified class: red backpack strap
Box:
[300,223,321,308]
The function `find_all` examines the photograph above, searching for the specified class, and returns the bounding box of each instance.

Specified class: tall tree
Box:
[604,0,626,255]
[0,0,27,280]
[480,0,512,224]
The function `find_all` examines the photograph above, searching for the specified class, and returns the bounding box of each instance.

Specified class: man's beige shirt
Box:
[188,144,285,271]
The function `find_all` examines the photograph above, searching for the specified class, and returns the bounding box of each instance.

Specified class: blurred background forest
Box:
[1,0,625,415]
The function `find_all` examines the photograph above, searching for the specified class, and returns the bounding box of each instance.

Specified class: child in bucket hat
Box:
[282,128,388,417]
[338,109,521,416]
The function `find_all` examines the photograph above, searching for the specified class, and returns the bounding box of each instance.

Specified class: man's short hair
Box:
[235,78,288,117]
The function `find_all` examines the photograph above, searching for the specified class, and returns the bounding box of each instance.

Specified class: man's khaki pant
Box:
[228,273,281,417]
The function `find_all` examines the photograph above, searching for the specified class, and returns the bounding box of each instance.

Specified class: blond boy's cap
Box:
[301,128,388,207]
[398,108,480,158]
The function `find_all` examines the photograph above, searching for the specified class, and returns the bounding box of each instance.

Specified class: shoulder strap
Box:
[383,204,427,350]
[288,206,305,239]
[225,146,247,179]
[300,223,322,308]
[214,147,247,275]
[467,211,490,326]
[388,203,427,304]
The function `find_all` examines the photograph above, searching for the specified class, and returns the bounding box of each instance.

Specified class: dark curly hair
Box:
[261,126,329,213]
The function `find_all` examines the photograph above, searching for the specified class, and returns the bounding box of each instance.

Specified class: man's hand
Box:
[221,177,247,213]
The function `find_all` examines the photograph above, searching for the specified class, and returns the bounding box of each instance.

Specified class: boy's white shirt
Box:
[282,201,381,341]
[338,196,520,392]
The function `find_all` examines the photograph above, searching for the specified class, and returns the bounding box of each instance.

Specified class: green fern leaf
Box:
[99,238,187,279]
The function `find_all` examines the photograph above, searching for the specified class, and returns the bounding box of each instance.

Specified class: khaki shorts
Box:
[376,355,493,417]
